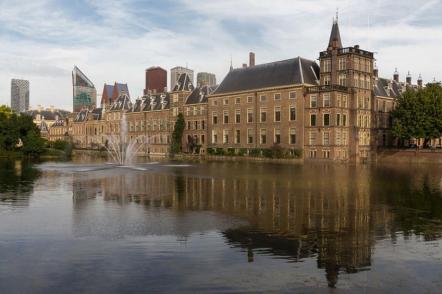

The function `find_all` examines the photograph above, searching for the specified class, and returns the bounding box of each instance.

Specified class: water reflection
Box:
[70,163,442,288]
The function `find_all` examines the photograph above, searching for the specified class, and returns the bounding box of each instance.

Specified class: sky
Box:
[1,0,442,111]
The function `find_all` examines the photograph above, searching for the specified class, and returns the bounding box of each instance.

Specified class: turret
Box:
[406,71,412,86]
[417,74,423,88]
[393,68,399,83]
[327,17,342,50]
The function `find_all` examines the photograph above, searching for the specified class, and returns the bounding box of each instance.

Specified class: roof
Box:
[91,108,103,120]
[374,78,406,98]
[51,120,65,127]
[74,109,89,122]
[109,92,132,111]
[25,109,70,121]
[328,21,343,49]
[172,73,195,92]
[213,57,319,95]
[185,85,217,105]
[114,83,130,98]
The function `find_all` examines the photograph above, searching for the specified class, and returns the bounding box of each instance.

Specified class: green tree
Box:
[392,84,442,147]
[170,113,185,154]
[21,131,45,156]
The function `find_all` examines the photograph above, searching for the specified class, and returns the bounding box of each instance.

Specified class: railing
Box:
[319,47,374,58]
[307,85,349,93]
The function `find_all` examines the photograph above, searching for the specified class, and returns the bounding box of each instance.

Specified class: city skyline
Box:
[1,0,442,111]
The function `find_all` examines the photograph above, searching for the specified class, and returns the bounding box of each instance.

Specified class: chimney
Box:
[373,63,378,79]
[393,68,399,83]
[242,63,247,68]
[249,52,255,67]
[417,74,423,88]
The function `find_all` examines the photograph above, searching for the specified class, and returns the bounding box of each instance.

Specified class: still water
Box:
[0,159,441,293]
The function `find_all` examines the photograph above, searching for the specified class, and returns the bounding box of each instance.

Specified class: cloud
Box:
[0,0,441,111]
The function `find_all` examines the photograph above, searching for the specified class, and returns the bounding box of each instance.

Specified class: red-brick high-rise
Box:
[145,67,167,94]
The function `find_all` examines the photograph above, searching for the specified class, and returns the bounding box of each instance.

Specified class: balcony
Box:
[307,85,349,93]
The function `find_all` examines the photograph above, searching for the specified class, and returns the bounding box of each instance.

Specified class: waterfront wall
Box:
[374,149,442,164]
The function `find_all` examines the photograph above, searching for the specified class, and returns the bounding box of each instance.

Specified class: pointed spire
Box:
[229,55,233,72]
[328,16,342,49]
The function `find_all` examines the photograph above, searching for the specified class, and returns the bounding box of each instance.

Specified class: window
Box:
[235,130,240,144]
[339,74,346,86]
[186,107,190,116]
[323,94,330,107]
[310,114,317,126]
[223,130,229,144]
[202,120,205,130]
[247,109,253,123]
[212,130,217,144]
[212,99,218,106]
[187,121,191,130]
[260,108,267,122]
[274,106,281,122]
[324,75,331,85]
[274,129,281,144]
[290,106,296,121]
[235,97,241,104]
[224,98,229,105]
[289,91,296,99]
[323,150,330,159]
[343,114,347,127]
[290,128,296,144]
[235,110,241,123]
[212,112,218,124]
[343,95,348,107]
[309,131,317,145]
[323,132,330,145]
[338,58,346,70]
[247,129,254,144]
[336,131,341,145]
[194,121,198,130]
[247,96,253,103]
[323,59,331,72]
[310,96,317,108]
[336,113,341,126]
[309,150,317,158]
[323,113,330,126]
[260,95,267,102]
[274,93,281,100]
[223,111,229,124]
[260,129,267,144]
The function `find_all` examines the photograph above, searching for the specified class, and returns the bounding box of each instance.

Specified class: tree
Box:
[21,131,45,156]
[392,84,442,147]
[170,113,185,154]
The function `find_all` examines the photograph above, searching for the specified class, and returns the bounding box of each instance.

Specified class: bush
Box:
[291,148,303,158]
[237,148,247,156]
[207,147,215,155]
[262,148,273,158]
[215,148,225,156]
[227,148,235,156]
[22,132,45,156]
[271,144,285,159]
[248,149,261,157]
[53,140,68,150]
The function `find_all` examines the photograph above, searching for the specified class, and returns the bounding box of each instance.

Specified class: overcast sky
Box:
[1,0,441,111]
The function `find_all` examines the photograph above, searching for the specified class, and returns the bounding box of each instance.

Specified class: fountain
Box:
[103,112,145,166]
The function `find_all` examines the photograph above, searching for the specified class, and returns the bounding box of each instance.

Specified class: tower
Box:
[306,17,375,162]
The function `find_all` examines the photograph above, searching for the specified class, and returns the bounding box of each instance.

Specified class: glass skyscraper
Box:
[72,66,97,112]
[10,79,30,113]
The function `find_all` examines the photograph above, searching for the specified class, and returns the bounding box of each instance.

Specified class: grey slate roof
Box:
[172,73,195,92]
[74,109,89,122]
[213,57,319,95]
[51,120,65,127]
[129,93,170,112]
[25,109,70,121]
[374,78,406,98]
[185,85,217,105]
[109,93,132,112]
[328,22,343,49]
[91,108,103,120]
[115,83,130,98]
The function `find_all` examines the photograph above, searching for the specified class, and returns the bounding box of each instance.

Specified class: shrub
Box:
[207,147,215,155]
[271,144,285,159]
[227,148,235,156]
[237,148,247,156]
[249,149,261,157]
[215,148,225,156]
[262,148,273,158]
[291,148,303,158]
[53,140,68,150]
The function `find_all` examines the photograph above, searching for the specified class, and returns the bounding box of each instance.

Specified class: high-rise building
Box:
[197,72,217,87]
[72,66,97,112]
[145,67,167,94]
[10,79,29,113]
[171,67,194,90]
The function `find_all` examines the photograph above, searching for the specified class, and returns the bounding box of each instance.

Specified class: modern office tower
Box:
[197,72,217,87]
[10,79,30,113]
[145,67,167,94]
[171,66,194,90]
[72,66,97,112]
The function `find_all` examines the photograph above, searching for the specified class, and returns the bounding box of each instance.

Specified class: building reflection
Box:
[72,164,442,288]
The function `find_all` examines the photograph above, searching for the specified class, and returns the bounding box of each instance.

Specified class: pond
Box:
[0,159,441,293]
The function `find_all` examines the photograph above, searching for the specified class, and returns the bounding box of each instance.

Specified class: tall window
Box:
[290,106,296,121]
[274,106,281,122]
[247,129,254,144]
[338,58,346,70]
[323,113,330,126]
[247,109,253,123]
[260,108,267,122]
[343,114,347,126]
[247,96,253,103]
[235,130,241,144]
[235,110,241,123]
[310,96,317,108]
[212,112,218,125]
[274,129,281,144]
[212,130,217,144]
[223,130,229,144]
[323,94,331,107]
[309,131,317,145]
[260,95,267,102]
[235,97,241,104]
[336,113,341,126]
[223,111,229,124]
[323,132,330,145]
[260,129,267,144]
[289,91,297,99]
[290,128,296,144]
[274,93,281,100]
[310,114,317,126]
[224,98,229,105]
[324,75,331,86]
[339,74,346,86]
